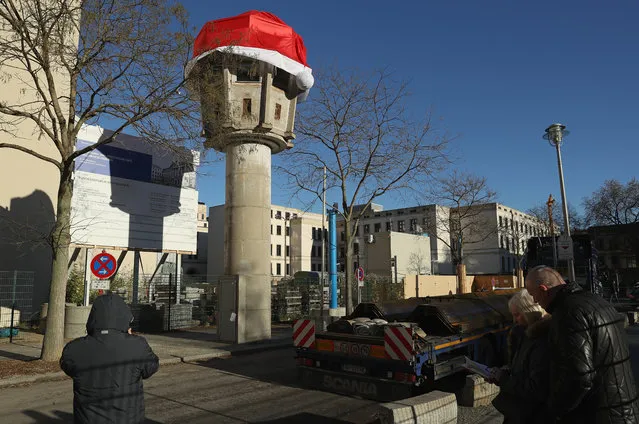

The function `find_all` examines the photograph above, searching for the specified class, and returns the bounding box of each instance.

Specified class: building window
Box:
[354,243,360,255]
[500,235,504,249]
[276,263,281,275]
[499,216,503,227]
[627,257,637,268]
[276,225,282,235]
[286,226,290,236]
[270,225,273,235]
[311,263,315,271]
[364,224,370,234]
[286,264,290,275]
[317,246,322,258]
[398,220,405,232]
[506,238,510,251]
[286,246,290,256]
[270,244,273,255]
[409,219,417,232]
[501,256,505,273]
[276,245,282,256]
[341,231,345,241]
[504,217,508,229]
[375,223,381,232]
[355,226,360,236]
[386,222,392,231]
[285,211,291,220]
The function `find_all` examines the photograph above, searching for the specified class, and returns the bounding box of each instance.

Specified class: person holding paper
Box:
[489,289,551,424]
[526,265,639,424]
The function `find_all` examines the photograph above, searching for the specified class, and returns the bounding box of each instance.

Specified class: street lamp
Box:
[543,123,576,282]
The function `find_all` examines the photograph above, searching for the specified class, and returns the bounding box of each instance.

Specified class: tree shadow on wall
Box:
[0,189,55,319]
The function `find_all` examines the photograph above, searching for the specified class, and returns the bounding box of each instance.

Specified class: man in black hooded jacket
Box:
[526,265,639,424]
[60,294,159,424]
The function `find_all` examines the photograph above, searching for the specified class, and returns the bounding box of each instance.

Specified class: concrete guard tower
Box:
[186,11,314,343]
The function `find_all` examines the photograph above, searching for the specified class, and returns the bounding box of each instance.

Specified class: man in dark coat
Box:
[525,265,639,423]
[60,294,159,424]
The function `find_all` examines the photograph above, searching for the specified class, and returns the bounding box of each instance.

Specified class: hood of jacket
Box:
[86,294,133,334]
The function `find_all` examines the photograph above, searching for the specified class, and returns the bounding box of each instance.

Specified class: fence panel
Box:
[0,270,35,342]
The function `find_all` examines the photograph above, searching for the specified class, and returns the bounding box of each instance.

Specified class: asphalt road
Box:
[0,347,499,424]
[12,325,639,424]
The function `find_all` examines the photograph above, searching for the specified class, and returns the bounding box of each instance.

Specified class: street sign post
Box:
[557,234,574,261]
[90,251,118,280]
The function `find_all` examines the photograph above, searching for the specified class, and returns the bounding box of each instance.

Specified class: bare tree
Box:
[0,0,200,360]
[276,68,451,314]
[424,171,497,275]
[407,250,429,275]
[527,200,585,233]
[583,178,639,226]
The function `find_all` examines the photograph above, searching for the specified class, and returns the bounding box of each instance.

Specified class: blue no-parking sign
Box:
[90,251,117,279]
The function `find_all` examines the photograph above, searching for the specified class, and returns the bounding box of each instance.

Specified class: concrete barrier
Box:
[39,303,48,334]
[459,374,500,407]
[64,305,92,339]
[378,390,457,424]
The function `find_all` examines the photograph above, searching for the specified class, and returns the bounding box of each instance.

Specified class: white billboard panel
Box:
[70,125,199,253]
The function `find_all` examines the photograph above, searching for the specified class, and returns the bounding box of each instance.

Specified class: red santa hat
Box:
[185,10,314,100]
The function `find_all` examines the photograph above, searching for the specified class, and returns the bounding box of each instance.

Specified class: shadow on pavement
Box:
[21,410,163,423]
[256,412,366,423]
[0,348,40,361]
[141,325,292,343]
[191,347,300,388]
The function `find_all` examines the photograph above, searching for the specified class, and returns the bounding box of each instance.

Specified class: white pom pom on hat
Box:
[296,68,314,91]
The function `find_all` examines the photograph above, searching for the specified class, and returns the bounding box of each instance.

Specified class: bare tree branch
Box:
[275,67,452,313]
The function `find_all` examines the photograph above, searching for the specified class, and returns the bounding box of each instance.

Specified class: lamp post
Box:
[546,194,558,268]
[543,123,576,283]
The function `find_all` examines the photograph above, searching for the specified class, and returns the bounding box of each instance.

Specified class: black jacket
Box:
[492,316,552,424]
[547,282,639,423]
[60,294,159,424]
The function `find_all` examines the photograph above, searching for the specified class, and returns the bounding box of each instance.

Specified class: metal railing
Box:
[0,270,35,342]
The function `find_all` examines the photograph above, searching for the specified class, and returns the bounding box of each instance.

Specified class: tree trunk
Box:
[344,220,353,315]
[41,168,73,361]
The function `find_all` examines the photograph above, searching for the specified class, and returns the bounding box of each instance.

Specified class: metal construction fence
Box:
[62,270,405,332]
[0,270,35,342]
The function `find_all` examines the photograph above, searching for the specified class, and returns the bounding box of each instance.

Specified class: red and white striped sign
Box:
[384,325,414,361]
[293,319,315,348]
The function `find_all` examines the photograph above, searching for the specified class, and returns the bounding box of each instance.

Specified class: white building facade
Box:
[339,204,454,276]
[339,202,547,277]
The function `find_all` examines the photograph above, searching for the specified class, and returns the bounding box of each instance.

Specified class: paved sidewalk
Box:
[0,325,293,387]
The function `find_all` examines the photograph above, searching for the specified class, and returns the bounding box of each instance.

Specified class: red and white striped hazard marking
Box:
[384,325,414,361]
[293,319,315,348]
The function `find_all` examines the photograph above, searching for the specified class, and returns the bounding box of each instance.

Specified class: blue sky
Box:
[185,0,639,215]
